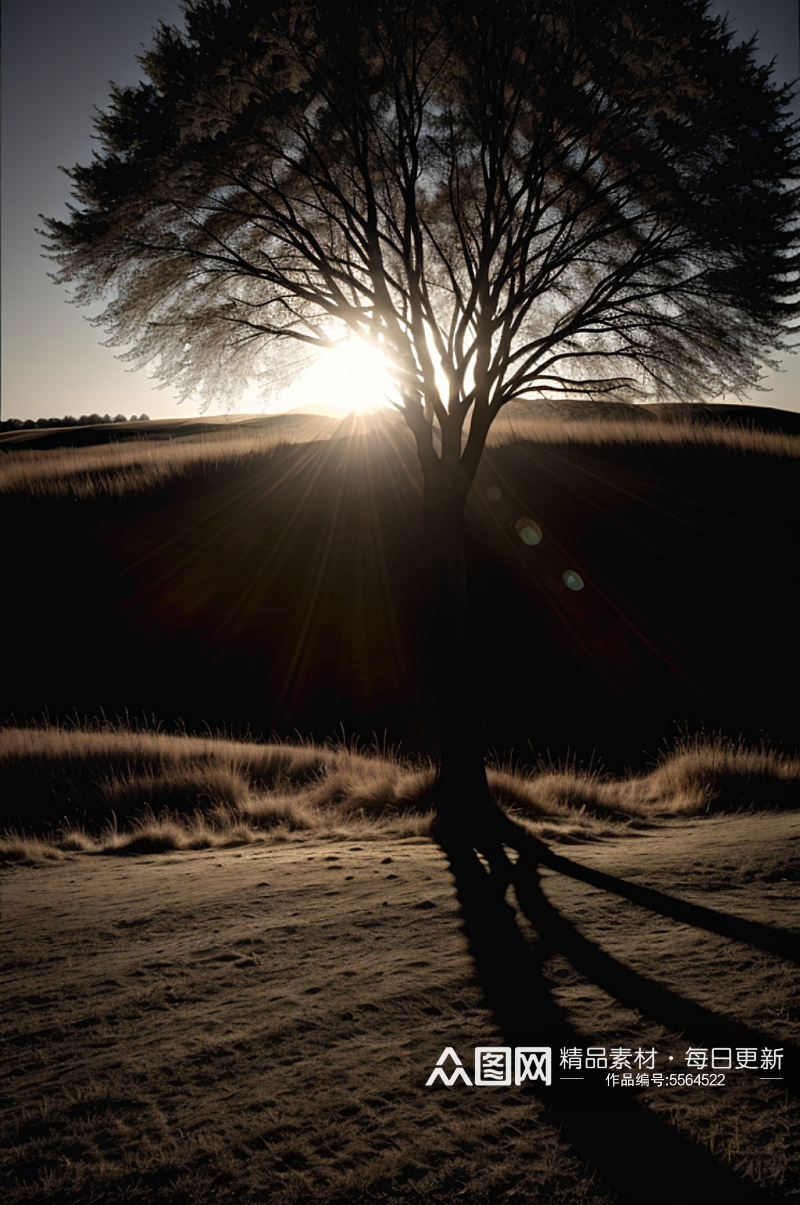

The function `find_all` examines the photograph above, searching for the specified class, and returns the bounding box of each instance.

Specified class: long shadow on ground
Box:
[435,817,797,1205]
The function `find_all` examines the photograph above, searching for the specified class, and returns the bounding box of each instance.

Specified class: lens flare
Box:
[515,517,543,546]
[562,569,585,591]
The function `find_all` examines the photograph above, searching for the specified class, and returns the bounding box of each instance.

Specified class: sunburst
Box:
[279,337,395,416]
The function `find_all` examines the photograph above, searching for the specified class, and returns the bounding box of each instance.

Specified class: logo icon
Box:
[425,1047,473,1086]
[425,1046,552,1087]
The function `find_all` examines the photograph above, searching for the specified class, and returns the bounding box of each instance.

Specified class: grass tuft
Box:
[0,832,68,863]
[634,733,800,815]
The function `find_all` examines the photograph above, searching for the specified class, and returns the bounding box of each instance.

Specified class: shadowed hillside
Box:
[1,405,797,769]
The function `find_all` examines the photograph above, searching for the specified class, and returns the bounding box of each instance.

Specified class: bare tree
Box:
[43,0,800,825]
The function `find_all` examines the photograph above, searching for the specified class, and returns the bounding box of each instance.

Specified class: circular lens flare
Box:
[562,569,585,591]
[515,517,543,546]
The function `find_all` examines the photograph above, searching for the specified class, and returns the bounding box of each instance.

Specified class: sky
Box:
[2,0,799,423]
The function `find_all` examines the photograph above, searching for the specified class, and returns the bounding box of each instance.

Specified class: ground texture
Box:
[2,813,799,1204]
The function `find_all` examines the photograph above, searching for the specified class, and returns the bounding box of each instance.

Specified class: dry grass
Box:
[2,413,796,1202]
[1,409,797,502]
[493,734,800,822]
[1,722,796,862]
[3,810,798,1205]
[0,722,437,860]
[0,416,353,499]
[486,411,800,457]
[0,833,624,1205]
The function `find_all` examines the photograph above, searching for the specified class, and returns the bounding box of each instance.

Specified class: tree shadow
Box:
[435,817,794,1205]
[529,837,800,965]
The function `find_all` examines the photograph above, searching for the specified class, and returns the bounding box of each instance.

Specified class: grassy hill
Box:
[2,403,799,1205]
[1,403,797,769]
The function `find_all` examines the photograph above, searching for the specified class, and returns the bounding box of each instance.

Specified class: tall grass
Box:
[487,412,800,456]
[0,416,354,499]
[1,722,796,861]
[1,410,797,501]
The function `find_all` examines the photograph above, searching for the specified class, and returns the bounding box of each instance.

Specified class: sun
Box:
[279,336,395,416]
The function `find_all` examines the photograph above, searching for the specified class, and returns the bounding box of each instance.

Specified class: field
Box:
[2,403,798,766]
[2,795,799,1204]
[1,404,798,1202]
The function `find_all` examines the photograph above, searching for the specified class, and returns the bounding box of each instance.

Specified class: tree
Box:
[43,0,800,826]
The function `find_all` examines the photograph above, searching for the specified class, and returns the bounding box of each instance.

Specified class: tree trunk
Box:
[421,466,495,829]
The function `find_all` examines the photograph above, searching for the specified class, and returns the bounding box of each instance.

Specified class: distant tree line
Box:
[0,413,149,433]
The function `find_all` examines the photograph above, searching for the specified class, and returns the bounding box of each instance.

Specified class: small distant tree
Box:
[43,0,800,826]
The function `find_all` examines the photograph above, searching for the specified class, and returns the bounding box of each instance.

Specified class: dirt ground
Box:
[2,813,799,1204]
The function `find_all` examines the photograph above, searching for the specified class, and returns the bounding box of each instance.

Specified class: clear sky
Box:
[2,0,799,423]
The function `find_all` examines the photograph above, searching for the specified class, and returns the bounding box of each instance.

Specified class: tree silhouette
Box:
[43,0,800,825]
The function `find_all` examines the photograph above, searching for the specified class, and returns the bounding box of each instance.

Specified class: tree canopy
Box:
[41,0,800,820]
[44,0,800,483]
